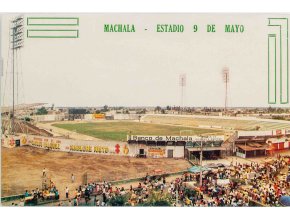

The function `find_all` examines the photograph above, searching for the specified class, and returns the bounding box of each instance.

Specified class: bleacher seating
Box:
[143,115,290,131]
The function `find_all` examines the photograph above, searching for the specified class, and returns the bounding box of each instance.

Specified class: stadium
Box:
[2,109,290,205]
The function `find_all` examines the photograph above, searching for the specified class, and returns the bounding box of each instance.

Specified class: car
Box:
[204,163,218,168]
[216,163,227,168]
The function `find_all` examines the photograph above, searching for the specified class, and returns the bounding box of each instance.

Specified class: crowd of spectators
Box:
[10,156,290,207]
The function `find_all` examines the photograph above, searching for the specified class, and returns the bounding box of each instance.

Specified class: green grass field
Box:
[53,121,221,141]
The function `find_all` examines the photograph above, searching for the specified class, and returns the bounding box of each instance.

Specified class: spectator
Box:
[24,190,29,197]
[65,187,69,199]
[73,197,78,206]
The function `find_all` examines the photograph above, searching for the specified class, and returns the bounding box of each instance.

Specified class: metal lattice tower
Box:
[179,73,186,108]
[9,15,24,134]
[222,67,229,114]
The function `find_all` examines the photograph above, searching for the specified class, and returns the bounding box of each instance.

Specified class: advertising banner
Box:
[26,135,132,156]
[128,135,224,142]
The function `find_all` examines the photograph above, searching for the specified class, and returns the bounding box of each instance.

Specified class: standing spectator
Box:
[96,199,100,206]
[71,174,75,183]
[65,187,69,199]
[36,188,40,198]
[24,190,29,197]
[55,189,59,200]
[73,197,78,206]
[42,168,46,177]
[19,199,25,207]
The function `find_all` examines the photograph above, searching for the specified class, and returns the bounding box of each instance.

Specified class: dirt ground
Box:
[36,121,104,141]
[1,146,191,199]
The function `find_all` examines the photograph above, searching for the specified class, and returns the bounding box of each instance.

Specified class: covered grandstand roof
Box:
[187,146,227,151]
[237,143,269,151]
[235,137,271,144]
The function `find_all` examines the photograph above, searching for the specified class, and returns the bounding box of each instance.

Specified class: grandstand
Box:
[1,119,53,137]
[142,114,290,131]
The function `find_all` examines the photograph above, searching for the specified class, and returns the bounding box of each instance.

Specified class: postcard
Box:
[1,13,290,207]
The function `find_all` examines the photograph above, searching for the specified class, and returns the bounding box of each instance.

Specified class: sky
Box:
[1,13,290,108]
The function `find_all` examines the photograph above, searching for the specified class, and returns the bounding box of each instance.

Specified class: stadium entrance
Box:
[138,148,145,157]
[188,150,221,161]
[185,137,226,161]
[167,149,174,158]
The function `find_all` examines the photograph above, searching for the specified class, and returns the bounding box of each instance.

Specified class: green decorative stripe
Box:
[27,29,79,38]
[27,17,79,26]
[267,18,289,104]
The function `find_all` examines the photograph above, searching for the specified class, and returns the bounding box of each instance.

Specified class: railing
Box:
[1,194,25,202]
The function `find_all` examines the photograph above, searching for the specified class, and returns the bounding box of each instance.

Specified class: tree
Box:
[102,105,109,112]
[139,191,172,206]
[108,195,129,206]
[155,106,161,112]
[184,188,197,198]
[24,117,31,122]
[151,199,171,206]
[137,108,147,114]
[36,107,48,115]
[267,106,274,113]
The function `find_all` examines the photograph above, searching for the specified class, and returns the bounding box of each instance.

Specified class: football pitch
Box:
[53,121,221,141]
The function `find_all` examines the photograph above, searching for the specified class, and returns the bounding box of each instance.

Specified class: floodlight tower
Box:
[10,16,24,134]
[179,73,186,109]
[222,67,229,114]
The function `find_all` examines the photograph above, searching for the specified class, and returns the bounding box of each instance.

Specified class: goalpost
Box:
[179,130,193,136]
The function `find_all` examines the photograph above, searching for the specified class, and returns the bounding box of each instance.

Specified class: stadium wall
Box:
[23,134,135,156]
[3,134,184,158]
[129,144,184,158]
[237,129,289,137]
[112,114,140,120]
[30,114,65,122]
[83,113,139,120]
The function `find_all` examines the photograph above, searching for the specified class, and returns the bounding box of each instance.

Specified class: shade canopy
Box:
[188,166,211,173]
[279,196,290,206]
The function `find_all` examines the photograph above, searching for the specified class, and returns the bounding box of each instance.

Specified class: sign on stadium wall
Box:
[25,135,133,156]
[128,135,224,142]
[1,135,27,148]
[147,147,166,157]
[92,113,105,119]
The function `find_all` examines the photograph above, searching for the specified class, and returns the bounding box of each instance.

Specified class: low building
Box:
[127,135,185,158]
[67,108,88,120]
[235,129,290,158]
[127,135,225,159]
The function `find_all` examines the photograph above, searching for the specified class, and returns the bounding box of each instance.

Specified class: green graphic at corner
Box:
[268,18,288,104]
[26,17,79,38]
